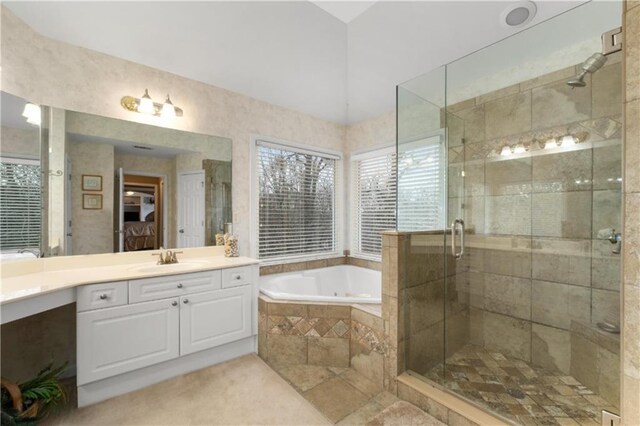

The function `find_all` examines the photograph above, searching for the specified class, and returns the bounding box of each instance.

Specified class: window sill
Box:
[258,252,344,266]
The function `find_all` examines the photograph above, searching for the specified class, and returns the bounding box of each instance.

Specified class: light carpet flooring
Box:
[44,354,330,425]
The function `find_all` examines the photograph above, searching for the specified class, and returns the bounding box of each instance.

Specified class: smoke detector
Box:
[501,1,537,28]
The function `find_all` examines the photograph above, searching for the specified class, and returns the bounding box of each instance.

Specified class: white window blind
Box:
[0,158,41,251]
[352,148,397,256]
[397,136,446,231]
[257,141,338,260]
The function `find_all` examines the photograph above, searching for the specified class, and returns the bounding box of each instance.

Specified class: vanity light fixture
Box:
[120,89,183,119]
[22,102,41,126]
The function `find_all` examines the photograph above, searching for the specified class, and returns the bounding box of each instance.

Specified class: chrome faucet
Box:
[152,247,183,265]
[17,248,40,258]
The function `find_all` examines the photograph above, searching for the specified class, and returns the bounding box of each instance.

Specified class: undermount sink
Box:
[128,260,210,274]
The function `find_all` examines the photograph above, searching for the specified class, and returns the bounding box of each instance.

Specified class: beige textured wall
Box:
[0,125,39,157]
[68,138,114,255]
[0,6,345,256]
[622,1,640,423]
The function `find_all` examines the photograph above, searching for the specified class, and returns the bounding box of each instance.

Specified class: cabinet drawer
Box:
[129,270,222,303]
[77,298,180,385]
[77,281,128,312]
[221,266,252,288]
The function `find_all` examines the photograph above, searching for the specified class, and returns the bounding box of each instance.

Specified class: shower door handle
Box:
[451,219,465,260]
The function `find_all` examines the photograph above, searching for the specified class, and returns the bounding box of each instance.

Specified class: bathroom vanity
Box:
[0,248,259,407]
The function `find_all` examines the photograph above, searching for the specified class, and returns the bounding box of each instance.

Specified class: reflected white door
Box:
[177,171,205,248]
[114,167,124,252]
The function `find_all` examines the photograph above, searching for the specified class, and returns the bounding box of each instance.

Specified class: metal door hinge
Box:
[602,27,622,55]
[602,410,620,426]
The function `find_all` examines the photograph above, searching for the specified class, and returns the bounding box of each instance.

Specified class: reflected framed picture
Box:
[83,194,102,210]
[82,175,102,191]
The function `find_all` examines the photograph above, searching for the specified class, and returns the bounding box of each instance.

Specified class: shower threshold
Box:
[419,344,618,425]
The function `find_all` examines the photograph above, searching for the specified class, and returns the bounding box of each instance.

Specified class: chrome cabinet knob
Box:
[177,283,183,288]
[235,275,241,280]
[99,294,108,300]
[171,301,178,307]
[183,299,189,304]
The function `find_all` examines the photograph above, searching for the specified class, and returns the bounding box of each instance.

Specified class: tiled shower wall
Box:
[445,53,623,406]
[622,1,640,423]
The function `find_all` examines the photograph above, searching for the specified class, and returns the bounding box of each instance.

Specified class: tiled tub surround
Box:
[259,255,381,276]
[258,296,386,388]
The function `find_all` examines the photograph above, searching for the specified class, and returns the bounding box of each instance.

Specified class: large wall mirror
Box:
[0,91,232,261]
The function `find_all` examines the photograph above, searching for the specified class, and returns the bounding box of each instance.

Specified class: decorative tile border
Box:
[352,319,387,355]
[267,315,351,339]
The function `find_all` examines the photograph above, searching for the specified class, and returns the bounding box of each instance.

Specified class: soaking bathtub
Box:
[260,265,381,304]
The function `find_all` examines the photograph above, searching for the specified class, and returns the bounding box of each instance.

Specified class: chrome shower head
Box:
[566,52,608,88]
[567,71,588,88]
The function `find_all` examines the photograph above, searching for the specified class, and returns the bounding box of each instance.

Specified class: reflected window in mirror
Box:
[0,91,43,261]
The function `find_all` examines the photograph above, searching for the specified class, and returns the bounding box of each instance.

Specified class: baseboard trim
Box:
[78,337,256,407]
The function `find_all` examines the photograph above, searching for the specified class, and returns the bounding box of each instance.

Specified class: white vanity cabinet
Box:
[76,263,258,406]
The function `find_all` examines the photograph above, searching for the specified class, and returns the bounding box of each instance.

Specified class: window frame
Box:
[250,135,343,264]
[0,156,42,254]
[349,144,397,261]
[396,132,447,232]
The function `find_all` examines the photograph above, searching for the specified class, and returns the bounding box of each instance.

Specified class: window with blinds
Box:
[257,141,338,260]
[397,136,446,231]
[0,158,41,251]
[351,147,397,256]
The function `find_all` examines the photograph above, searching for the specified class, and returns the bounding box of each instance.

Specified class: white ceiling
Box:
[4,1,599,125]
[311,1,376,23]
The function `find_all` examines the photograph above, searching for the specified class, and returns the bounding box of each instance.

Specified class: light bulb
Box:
[126,191,135,196]
[544,138,557,150]
[138,89,155,114]
[22,102,41,125]
[561,135,576,148]
[161,95,176,120]
[500,146,512,157]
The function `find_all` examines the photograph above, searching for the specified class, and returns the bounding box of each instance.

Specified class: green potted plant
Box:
[1,362,67,425]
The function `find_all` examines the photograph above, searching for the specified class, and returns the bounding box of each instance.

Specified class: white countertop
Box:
[0,247,258,305]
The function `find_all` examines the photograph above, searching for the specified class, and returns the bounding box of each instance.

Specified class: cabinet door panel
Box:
[77,298,179,385]
[180,286,251,356]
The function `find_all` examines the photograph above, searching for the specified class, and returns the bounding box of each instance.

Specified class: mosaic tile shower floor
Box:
[424,344,618,426]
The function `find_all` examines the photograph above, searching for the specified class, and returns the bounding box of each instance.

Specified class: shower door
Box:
[441,5,623,421]
[399,1,623,423]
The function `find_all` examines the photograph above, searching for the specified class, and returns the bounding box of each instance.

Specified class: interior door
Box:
[114,167,124,252]
[177,171,205,248]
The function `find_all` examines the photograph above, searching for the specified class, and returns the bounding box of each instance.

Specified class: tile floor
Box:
[44,355,330,425]
[269,363,422,425]
[424,344,619,426]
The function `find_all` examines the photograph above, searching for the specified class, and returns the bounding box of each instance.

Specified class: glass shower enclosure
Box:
[398,2,623,423]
